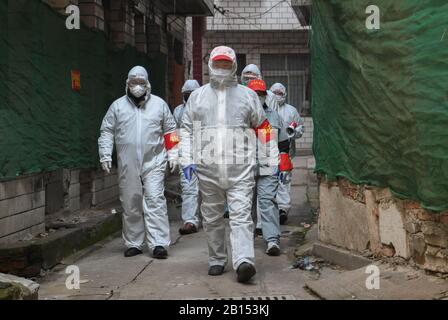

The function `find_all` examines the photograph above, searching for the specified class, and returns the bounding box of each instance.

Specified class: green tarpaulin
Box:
[0,0,166,180]
[312,0,448,212]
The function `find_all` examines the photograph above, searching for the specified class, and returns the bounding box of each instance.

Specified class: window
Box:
[261,54,311,116]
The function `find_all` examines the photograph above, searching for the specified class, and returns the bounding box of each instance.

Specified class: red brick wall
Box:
[192,17,205,85]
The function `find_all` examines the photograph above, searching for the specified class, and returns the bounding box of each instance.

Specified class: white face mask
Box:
[275,94,286,106]
[213,68,233,77]
[259,96,266,106]
[130,85,147,98]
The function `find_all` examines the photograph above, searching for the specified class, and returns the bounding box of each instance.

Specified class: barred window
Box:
[261,54,311,116]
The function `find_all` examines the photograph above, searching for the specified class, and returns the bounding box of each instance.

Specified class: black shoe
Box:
[266,242,281,256]
[236,262,256,283]
[208,265,225,276]
[179,223,198,235]
[153,246,168,259]
[124,247,142,257]
[279,210,288,225]
[255,228,263,237]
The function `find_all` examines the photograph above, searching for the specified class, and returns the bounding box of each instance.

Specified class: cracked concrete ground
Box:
[37,220,317,300]
[37,156,319,300]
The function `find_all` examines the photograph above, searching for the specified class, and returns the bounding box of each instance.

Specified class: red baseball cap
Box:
[248,79,267,93]
[210,46,236,63]
[212,54,234,62]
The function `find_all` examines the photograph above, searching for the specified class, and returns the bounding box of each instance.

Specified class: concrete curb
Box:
[312,241,373,270]
[0,211,122,278]
[0,273,39,300]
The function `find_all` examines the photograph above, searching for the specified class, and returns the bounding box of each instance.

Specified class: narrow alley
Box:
[1,0,448,305]
[36,156,322,300]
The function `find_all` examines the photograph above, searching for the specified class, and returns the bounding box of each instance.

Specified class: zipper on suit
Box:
[136,107,142,168]
[216,88,227,184]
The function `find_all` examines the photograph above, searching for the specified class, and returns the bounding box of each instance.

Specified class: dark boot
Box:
[179,223,198,235]
[153,246,168,259]
[279,210,288,225]
[208,265,225,276]
[124,247,142,257]
[236,262,256,283]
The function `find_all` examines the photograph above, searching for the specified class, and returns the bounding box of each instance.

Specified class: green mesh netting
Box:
[312,0,448,212]
[0,0,166,179]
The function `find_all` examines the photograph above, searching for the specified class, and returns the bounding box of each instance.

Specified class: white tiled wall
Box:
[208,0,303,31]
[202,30,309,83]
[297,116,313,150]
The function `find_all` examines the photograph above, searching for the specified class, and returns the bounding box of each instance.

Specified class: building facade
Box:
[194,0,312,151]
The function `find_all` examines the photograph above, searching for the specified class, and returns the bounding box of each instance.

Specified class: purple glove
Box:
[183,164,197,182]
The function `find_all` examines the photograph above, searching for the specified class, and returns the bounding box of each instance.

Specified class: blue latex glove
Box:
[275,169,291,185]
[279,172,289,184]
[183,164,197,182]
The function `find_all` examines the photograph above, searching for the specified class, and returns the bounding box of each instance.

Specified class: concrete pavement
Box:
[37,155,318,300]
[37,221,316,300]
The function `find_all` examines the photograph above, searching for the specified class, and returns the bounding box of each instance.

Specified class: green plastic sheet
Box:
[312,0,448,212]
[0,0,166,180]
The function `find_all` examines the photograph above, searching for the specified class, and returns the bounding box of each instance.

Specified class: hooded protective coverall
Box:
[241,64,279,111]
[270,82,304,214]
[180,47,272,270]
[252,102,290,246]
[173,80,201,228]
[98,66,178,251]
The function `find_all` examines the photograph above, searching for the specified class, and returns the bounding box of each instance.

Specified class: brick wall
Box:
[202,30,309,83]
[0,168,120,244]
[89,170,119,207]
[319,178,448,273]
[297,116,313,150]
[79,0,105,31]
[209,0,303,31]
[0,176,46,245]
[108,0,135,48]
[193,17,206,84]
[184,17,193,80]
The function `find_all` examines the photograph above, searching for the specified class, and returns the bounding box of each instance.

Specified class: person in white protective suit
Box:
[270,82,305,225]
[241,64,279,235]
[98,66,179,259]
[173,79,201,235]
[248,79,293,256]
[241,64,279,113]
[180,46,276,283]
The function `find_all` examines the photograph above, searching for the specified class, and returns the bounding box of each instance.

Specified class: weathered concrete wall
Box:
[318,180,370,252]
[318,178,448,273]
[292,156,318,210]
[0,176,46,245]
[0,169,119,245]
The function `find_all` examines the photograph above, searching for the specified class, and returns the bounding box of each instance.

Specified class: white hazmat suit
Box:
[173,80,201,229]
[98,66,178,253]
[241,64,279,111]
[180,47,270,271]
[270,82,304,215]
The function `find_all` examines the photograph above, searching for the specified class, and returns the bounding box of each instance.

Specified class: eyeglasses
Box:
[127,78,147,86]
[273,91,285,96]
